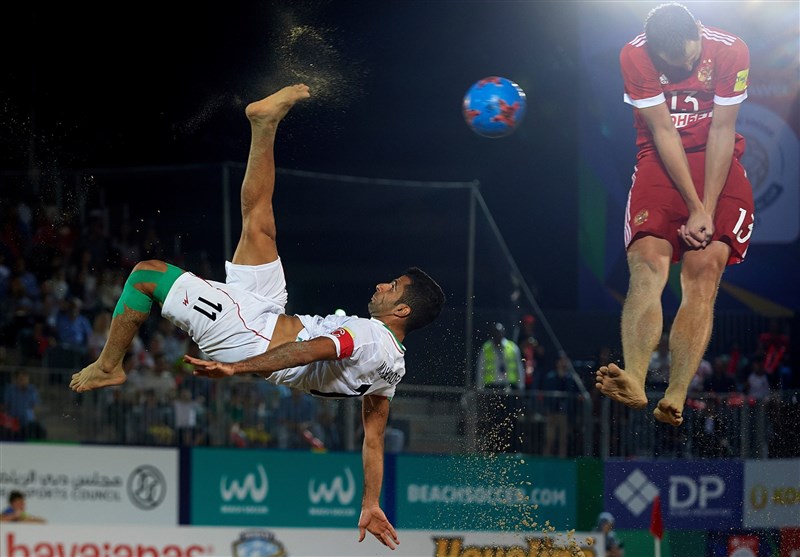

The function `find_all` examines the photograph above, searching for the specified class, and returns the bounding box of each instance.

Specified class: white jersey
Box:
[161,259,406,399]
[267,314,406,400]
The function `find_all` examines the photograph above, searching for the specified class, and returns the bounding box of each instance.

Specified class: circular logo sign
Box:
[127,465,167,510]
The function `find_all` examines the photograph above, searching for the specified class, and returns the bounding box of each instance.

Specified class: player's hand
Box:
[679,210,714,249]
[358,505,399,550]
[183,355,235,378]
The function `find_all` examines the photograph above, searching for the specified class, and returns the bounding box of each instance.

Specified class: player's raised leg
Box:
[596,236,671,409]
[654,241,728,426]
[70,260,184,392]
[231,84,310,266]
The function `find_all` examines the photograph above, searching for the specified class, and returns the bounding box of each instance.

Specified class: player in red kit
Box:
[595,3,754,426]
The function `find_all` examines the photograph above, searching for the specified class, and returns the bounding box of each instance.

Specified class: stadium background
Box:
[1,1,798,555]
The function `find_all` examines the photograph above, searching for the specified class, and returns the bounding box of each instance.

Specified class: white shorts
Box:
[161,258,289,363]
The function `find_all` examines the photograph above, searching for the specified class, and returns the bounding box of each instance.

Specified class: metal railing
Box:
[1,365,797,459]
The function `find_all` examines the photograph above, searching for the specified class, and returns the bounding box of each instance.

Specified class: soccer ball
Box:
[462,76,527,138]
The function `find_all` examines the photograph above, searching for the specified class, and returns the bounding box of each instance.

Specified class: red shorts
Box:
[624,151,754,265]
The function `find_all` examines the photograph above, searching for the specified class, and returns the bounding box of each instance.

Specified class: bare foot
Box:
[595,363,648,409]
[653,398,684,426]
[69,361,127,393]
[245,84,311,125]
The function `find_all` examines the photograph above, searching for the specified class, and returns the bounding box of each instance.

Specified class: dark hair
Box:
[645,2,699,60]
[9,490,24,504]
[397,267,445,334]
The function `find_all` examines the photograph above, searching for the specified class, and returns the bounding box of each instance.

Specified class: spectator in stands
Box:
[28,318,57,363]
[147,352,178,403]
[0,491,46,523]
[176,342,213,404]
[475,322,524,453]
[776,353,794,390]
[316,398,343,451]
[541,352,581,458]
[2,370,46,440]
[119,351,146,400]
[225,386,247,446]
[12,258,41,302]
[476,322,525,391]
[704,356,737,396]
[720,341,749,388]
[96,269,125,314]
[132,388,173,445]
[594,512,623,557]
[88,311,112,362]
[745,355,773,457]
[745,355,771,401]
[383,413,407,453]
[41,266,70,305]
[55,297,92,354]
[70,265,97,310]
[693,397,732,457]
[154,317,189,366]
[38,275,63,332]
[688,358,712,397]
[103,385,133,444]
[0,402,21,440]
[516,314,545,392]
[756,318,790,377]
[276,390,324,449]
[173,386,203,446]
[6,274,38,332]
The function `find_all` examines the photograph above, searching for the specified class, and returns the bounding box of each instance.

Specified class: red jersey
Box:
[620,25,750,158]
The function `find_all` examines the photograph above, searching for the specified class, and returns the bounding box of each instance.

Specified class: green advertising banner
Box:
[576,457,603,531]
[191,448,363,527]
[395,455,577,531]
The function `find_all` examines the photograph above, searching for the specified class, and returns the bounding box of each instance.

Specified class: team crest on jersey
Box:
[634,210,649,226]
[697,59,714,91]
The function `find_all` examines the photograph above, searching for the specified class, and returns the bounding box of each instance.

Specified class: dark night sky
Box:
[2,0,581,309]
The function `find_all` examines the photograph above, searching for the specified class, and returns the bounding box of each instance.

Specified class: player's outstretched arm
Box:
[702,102,740,217]
[184,337,337,379]
[358,394,399,550]
[359,505,398,550]
[637,103,711,249]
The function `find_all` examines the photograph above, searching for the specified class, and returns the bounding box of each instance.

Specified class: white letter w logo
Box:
[309,467,355,504]
[221,464,269,502]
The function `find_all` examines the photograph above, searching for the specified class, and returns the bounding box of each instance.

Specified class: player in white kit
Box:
[69,84,445,550]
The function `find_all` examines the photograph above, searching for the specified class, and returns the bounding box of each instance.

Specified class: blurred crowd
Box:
[473,313,796,458]
[0,196,345,450]
[1,195,796,457]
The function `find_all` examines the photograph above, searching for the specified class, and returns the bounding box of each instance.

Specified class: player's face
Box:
[657,37,702,72]
[368,276,411,317]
